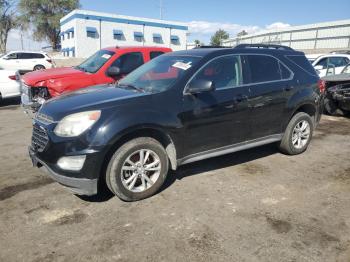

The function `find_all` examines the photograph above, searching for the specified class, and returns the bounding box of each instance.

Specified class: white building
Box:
[60,10,189,58]
[223,19,350,53]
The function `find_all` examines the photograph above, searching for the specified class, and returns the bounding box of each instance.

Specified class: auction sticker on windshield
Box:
[102,54,112,59]
[172,62,192,70]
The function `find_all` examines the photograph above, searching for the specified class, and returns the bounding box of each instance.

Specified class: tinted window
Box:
[87,31,97,38]
[244,55,281,83]
[111,52,144,74]
[18,53,45,59]
[191,55,242,90]
[279,62,292,79]
[316,58,328,69]
[286,55,318,76]
[150,51,164,60]
[328,57,349,67]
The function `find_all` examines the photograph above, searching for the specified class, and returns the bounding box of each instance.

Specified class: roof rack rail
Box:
[194,45,231,49]
[235,44,294,51]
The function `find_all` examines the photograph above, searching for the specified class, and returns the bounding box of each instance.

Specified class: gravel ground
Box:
[0,99,349,262]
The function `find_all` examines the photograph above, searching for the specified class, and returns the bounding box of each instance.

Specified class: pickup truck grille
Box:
[32,125,49,152]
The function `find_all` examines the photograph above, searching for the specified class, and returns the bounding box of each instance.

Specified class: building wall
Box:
[223,20,350,53]
[60,10,188,58]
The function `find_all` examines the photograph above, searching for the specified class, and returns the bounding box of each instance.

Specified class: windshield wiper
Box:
[118,83,145,93]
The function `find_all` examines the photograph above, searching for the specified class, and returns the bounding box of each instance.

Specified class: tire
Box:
[324,97,346,116]
[279,112,314,155]
[33,65,46,71]
[106,137,169,201]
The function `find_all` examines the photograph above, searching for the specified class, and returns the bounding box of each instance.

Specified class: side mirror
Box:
[106,66,121,78]
[185,79,215,94]
[314,65,323,71]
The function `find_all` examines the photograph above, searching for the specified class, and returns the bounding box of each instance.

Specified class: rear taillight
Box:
[8,75,16,81]
[318,80,326,93]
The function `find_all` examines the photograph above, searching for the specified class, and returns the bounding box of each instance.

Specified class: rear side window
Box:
[286,55,318,76]
[150,51,164,60]
[243,55,283,83]
[110,52,144,74]
[18,53,45,59]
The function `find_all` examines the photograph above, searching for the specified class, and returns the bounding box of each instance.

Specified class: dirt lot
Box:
[0,99,350,262]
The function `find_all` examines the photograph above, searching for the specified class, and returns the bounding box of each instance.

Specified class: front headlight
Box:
[54,111,101,137]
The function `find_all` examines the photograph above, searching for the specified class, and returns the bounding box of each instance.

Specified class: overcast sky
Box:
[6,0,350,51]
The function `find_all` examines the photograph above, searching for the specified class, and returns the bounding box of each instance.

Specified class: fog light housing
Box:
[57,155,86,171]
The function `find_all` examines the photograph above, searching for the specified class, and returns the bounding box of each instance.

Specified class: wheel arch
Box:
[286,102,317,130]
[101,127,178,177]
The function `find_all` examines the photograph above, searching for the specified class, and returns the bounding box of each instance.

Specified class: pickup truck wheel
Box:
[106,137,169,201]
[33,65,46,71]
[279,112,314,155]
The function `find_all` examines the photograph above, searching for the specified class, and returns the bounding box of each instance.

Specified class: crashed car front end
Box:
[21,79,51,114]
[327,83,350,111]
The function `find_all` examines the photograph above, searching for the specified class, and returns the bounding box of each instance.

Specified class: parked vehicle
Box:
[305,53,324,64]
[0,51,54,72]
[312,53,350,77]
[21,46,172,112]
[322,63,350,116]
[0,70,20,101]
[28,44,323,201]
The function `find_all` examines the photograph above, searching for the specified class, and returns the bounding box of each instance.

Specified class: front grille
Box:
[32,125,49,152]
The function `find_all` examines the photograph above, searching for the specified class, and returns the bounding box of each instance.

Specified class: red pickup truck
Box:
[21,46,172,111]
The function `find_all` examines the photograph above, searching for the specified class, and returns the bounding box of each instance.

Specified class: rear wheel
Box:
[33,65,45,71]
[279,112,314,155]
[106,137,169,201]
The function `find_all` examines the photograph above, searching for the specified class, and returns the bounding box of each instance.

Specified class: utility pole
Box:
[159,0,163,20]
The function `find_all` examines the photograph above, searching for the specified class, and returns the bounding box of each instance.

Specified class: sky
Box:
[7,0,350,50]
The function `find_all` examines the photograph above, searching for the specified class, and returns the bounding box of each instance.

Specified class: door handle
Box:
[234,94,249,103]
[285,85,294,91]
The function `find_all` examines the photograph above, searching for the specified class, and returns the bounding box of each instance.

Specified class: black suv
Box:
[29,44,324,201]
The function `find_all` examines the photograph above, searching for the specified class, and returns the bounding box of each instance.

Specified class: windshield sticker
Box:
[101,54,111,59]
[172,61,192,70]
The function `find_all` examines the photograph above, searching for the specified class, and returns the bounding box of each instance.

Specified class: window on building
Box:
[153,34,163,44]
[86,27,98,38]
[150,51,165,60]
[110,52,144,74]
[71,31,74,38]
[243,55,282,83]
[134,32,144,42]
[62,34,65,41]
[67,33,70,40]
[113,30,124,40]
[190,55,242,90]
[171,35,180,45]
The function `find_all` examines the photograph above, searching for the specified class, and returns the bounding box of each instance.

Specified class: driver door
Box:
[180,55,251,156]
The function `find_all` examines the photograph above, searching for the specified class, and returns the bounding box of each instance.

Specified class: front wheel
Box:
[279,112,314,155]
[106,137,169,201]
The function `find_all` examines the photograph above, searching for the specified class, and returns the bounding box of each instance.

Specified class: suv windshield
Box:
[118,55,201,93]
[76,50,115,73]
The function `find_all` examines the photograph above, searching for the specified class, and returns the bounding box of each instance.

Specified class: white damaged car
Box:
[0,69,21,101]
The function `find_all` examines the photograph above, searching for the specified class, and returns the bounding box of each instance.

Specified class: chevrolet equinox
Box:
[28,44,324,201]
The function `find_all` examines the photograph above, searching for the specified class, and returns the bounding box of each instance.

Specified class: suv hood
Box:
[22,67,86,86]
[40,84,147,120]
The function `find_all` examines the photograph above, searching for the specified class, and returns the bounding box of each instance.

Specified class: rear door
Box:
[181,55,252,156]
[1,53,19,70]
[242,54,293,140]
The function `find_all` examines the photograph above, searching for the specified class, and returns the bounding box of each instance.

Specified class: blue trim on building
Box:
[61,13,188,31]
[66,27,74,33]
[134,31,143,37]
[153,33,162,38]
[86,26,97,32]
[113,29,123,35]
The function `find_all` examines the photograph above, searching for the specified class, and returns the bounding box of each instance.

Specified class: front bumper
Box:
[29,147,98,195]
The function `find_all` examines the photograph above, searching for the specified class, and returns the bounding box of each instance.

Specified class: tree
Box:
[0,0,17,53]
[19,0,80,50]
[194,39,204,46]
[237,30,248,37]
[210,29,229,46]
